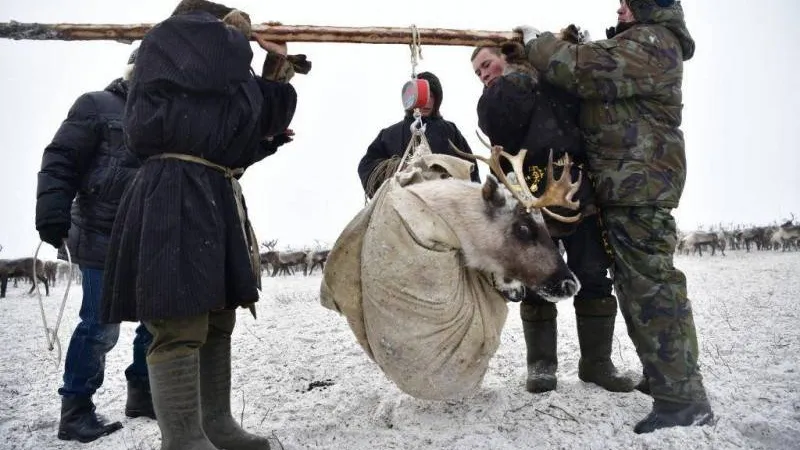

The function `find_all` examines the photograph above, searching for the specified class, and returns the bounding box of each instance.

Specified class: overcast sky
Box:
[0,0,798,259]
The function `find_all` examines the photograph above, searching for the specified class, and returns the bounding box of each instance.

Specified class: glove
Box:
[286,54,312,75]
[38,224,68,250]
[514,25,542,45]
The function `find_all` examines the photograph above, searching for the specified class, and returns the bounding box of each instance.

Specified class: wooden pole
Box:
[0,21,521,46]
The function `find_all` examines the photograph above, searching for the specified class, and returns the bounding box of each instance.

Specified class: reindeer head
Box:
[406,140,582,302]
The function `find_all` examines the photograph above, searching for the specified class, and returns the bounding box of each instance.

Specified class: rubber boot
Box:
[576,315,635,392]
[125,377,156,419]
[200,325,283,450]
[522,319,558,393]
[57,395,123,443]
[149,352,217,450]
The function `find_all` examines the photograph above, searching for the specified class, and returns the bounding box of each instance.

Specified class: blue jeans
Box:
[59,267,153,397]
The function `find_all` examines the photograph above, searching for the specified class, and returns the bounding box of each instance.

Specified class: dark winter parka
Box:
[101,11,297,322]
[35,78,140,269]
[357,72,480,197]
[477,72,597,235]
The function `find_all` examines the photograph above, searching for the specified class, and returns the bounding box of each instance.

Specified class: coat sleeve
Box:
[451,125,481,183]
[357,130,392,194]
[35,93,100,229]
[526,31,664,101]
[255,77,298,138]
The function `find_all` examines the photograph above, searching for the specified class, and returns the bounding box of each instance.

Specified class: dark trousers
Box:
[521,214,617,320]
[59,267,152,397]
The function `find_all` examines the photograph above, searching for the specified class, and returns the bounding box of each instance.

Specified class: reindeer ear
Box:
[482,175,507,209]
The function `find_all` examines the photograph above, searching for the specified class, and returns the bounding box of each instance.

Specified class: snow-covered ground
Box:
[1,250,798,449]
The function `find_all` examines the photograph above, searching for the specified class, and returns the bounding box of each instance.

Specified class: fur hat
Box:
[628,0,678,22]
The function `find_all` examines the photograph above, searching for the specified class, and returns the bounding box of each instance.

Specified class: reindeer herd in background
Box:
[258,239,330,277]
[677,214,800,256]
[0,215,798,298]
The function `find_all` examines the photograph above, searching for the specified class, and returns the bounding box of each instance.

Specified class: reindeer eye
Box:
[513,222,537,241]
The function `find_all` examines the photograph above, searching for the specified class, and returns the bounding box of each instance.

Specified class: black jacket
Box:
[35,78,140,269]
[358,115,480,196]
[477,73,596,235]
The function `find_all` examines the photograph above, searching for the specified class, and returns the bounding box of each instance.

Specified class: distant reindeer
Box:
[680,231,725,256]
[306,249,330,276]
[0,258,50,298]
[44,261,58,287]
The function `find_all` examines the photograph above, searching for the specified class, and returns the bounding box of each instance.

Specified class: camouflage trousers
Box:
[602,206,708,403]
[144,309,236,365]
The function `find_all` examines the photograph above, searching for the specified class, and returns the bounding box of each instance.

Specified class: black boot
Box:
[522,319,558,393]
[200,325,283,450]
[126,378,156,419]
[634,399,714,434]
[57,395,123,443]
[149,352,217,450]
[634,369,651,395]
[576,315,635,392]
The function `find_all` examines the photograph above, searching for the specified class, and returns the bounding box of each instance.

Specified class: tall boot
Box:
[126,377,156,419]
[57,395,123,443]
[200,328,283,450]
[576,315,635,392]
[522,319,558,393]
[149,352,217,450]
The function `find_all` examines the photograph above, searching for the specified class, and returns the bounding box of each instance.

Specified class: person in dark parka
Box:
[35,48,154,444]
[471,42,634,395]
[357,71,480,198]
[99,1,303,448]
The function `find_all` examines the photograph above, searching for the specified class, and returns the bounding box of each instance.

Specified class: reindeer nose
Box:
[560,278,579,296]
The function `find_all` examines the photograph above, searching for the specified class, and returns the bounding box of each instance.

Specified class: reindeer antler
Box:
[448,137,582,223]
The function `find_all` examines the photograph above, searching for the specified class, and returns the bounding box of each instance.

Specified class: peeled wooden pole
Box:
[0,21,521,46]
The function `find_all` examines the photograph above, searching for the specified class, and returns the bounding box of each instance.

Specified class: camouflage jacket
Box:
[525,2,695,207]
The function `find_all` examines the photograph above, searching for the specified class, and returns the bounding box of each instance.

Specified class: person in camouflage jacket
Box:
[516,0,714,434]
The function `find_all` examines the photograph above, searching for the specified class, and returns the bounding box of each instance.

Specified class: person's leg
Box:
[200,309,283,449]
[57,267,123,442]
[566,215,634,392]
[520,296,558,393]
[124,323,155,419]
[603,206,713,433]
[145,313,217,450]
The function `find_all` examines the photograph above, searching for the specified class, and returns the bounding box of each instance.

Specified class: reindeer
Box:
[44,260,58,287]
[0,258,50,298]
[306,249,330,276]
[681,231,725,256]
[771,215,800,251]
[414,140,584,301]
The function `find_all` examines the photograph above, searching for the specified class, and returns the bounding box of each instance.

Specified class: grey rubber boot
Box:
[576,315,635,392]
[149,352,217,450]
[200,330,283,450]
[522,319,558,393]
